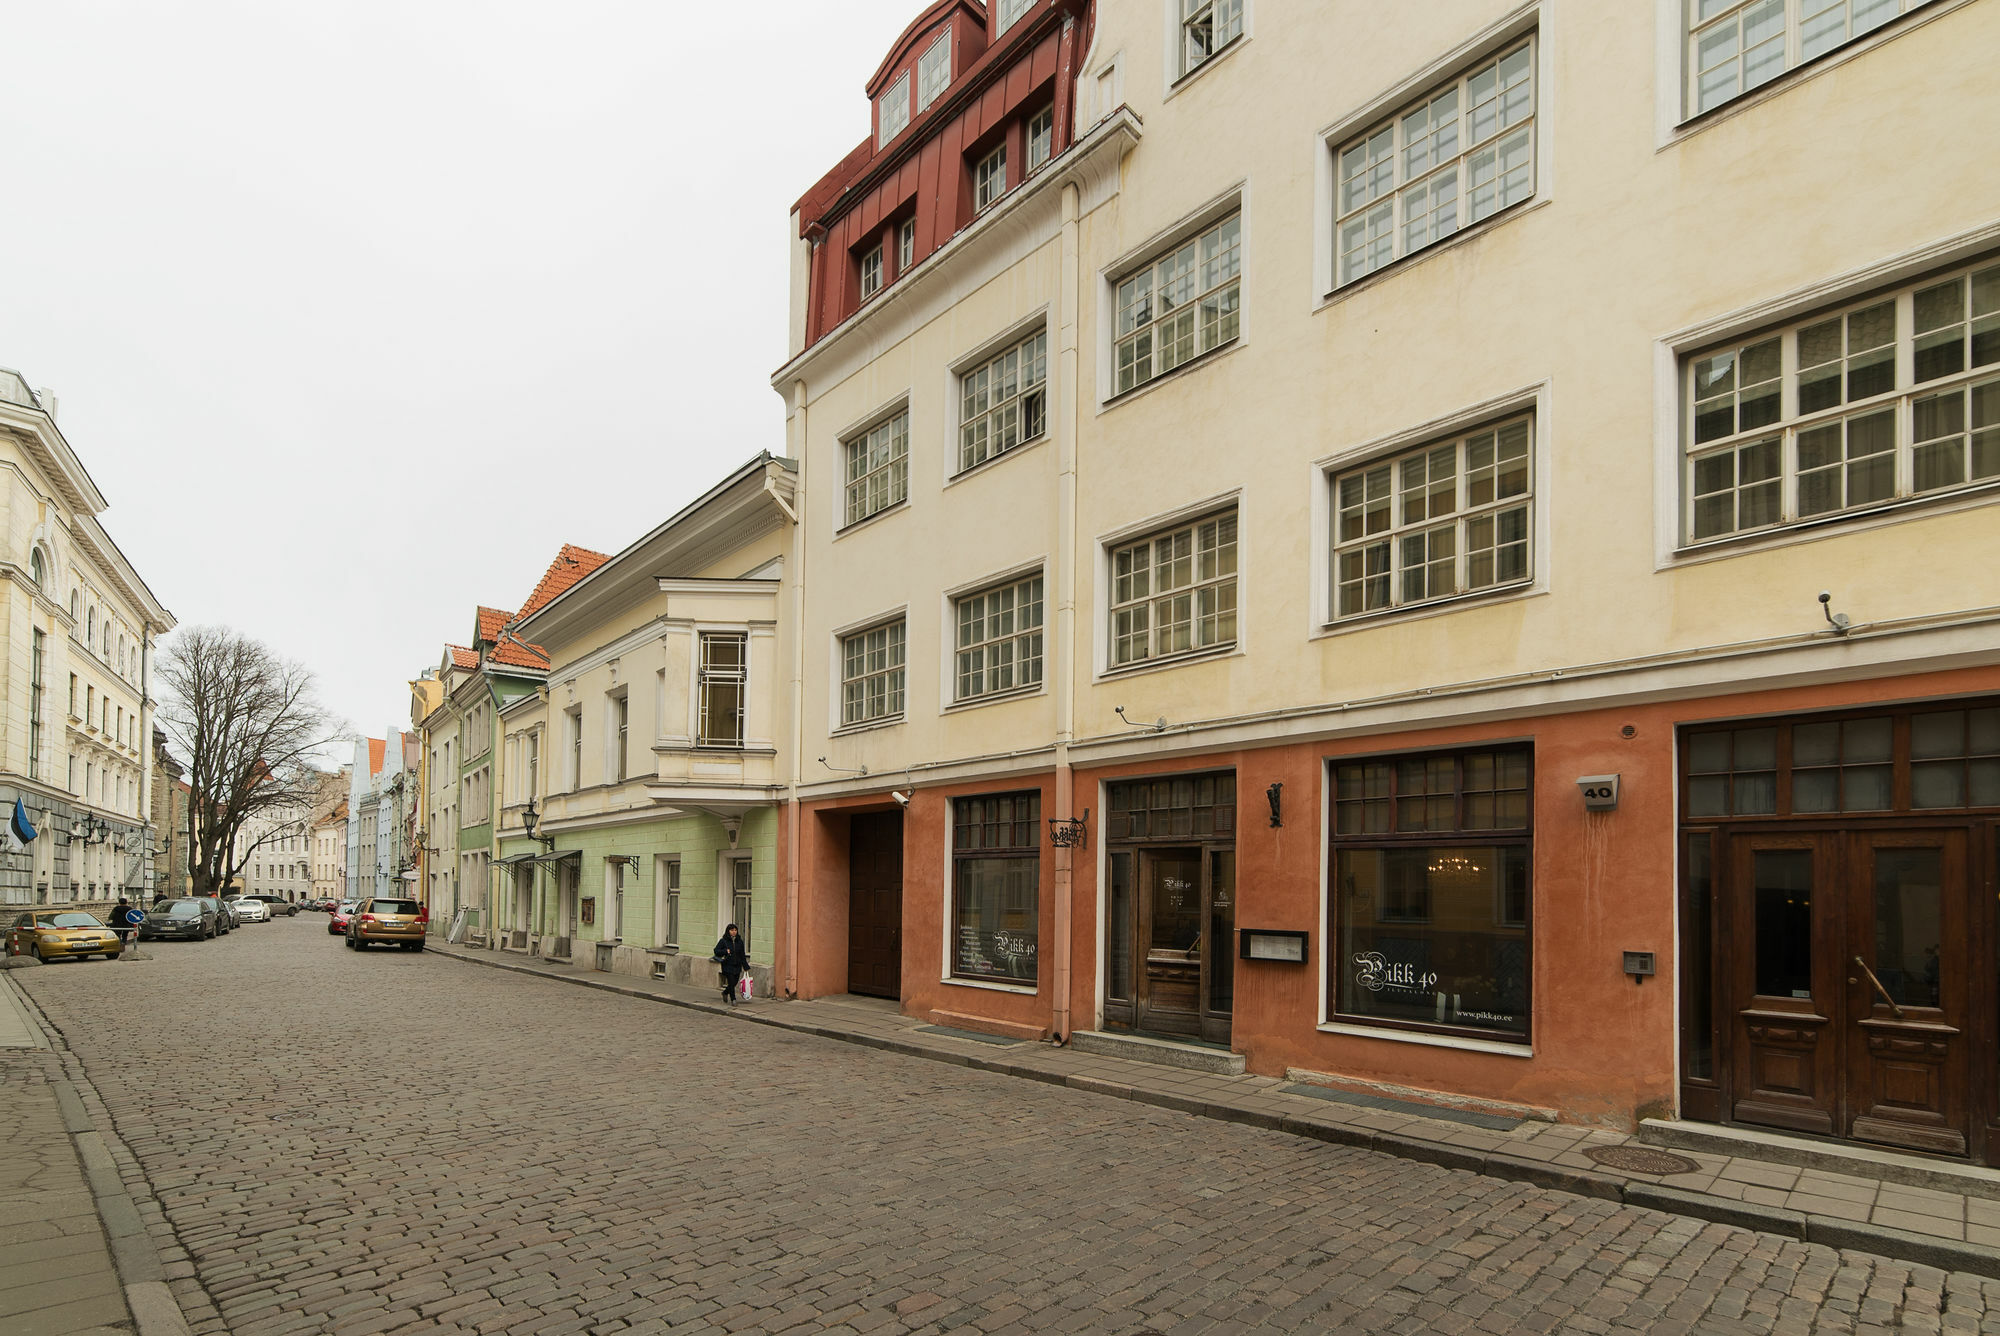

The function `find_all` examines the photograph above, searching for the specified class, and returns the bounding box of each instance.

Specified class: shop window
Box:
[1329,747,1531,1041]
[951,792,1040,984]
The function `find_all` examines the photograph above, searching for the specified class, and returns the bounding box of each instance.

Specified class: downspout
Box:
[1052,179,1082,1043]
[785,380,810,1000]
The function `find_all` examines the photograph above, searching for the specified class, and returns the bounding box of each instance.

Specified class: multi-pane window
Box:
[997,0,1035,33]
[860,244,884,299]
[29,629,44,779]
[974,144,1008,211]
[1336,40,1535,288]
[1686,705,1999,816]
[898,218,916,271]
[698,632,748,747]
[841,619,907,726]
[1180,0,1245,75]
[1114,213,1241,395]
[843,412,910,526]
[1027,105,1054,173]
[1332,416,1533,619]
[878,72,910,146]
[959,329,1047,471]
[1330,747,1532,1041]
[567,707,583,789]
[1687,0,1923,115]
[1684,258,2000,544]
[955,573,1045,702]
[1109,510,1238,667]
[917,31,952,110]
[730,856,754,951]
[526,732,538,801]
[658,858,680,949]
[952,792,1041,983]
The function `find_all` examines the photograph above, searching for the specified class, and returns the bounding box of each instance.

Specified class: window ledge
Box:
[1165,33,1249,101]
[1664,479,2000,570]
[1317,1020,1532,1058]
[942,975,1038,995]
[1317,197,1550,313]
[831,715,905,739]
[943,683,1047,715]
[834,499,910,540]
[1096,642,1242,684]
[1097,338,1246,416]
[944,431,1049,489]
[1313,583,1545,641]
[1663,0,1976,149]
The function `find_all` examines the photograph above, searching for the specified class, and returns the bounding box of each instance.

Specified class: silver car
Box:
[230,896,270,923]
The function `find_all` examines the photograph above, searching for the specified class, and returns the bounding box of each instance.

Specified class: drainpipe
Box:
[785,380,810,1000]
[1051,180,1082,1043]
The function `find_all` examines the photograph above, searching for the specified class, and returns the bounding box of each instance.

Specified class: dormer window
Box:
[898,218,917,272]
[878,71,911,147]
[918,31,952,111]
[998,0,1035,33]
[975,145,1008,212]
[861,244,885,299]
[1027,105,1054,173]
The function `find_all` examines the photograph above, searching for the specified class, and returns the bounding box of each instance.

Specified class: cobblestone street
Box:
[14,919,2000,1336]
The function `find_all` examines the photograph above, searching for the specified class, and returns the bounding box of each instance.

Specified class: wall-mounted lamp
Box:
[521,799,554,851]
[1818,591,1852,635]
[1115,706,1167,733]
[1266,782,1283,828]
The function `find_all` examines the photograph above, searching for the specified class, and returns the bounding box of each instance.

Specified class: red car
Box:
[327,900,358,935]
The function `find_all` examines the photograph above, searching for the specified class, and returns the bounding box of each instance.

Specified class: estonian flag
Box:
[5,800,36,853]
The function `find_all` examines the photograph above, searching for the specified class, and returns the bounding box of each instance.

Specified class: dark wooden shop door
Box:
[847,812,903,1000]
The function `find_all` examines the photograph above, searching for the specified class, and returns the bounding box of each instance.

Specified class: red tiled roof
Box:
[489,636,550,670]
[518,544,610,619]
[475,606,511,645]
[447,645,478,670]
[367,738,385,776]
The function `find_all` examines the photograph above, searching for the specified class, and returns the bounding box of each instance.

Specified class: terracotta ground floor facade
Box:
[778,664,2000,1162]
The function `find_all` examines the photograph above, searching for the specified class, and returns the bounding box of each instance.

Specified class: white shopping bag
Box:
[738,975,753,1000]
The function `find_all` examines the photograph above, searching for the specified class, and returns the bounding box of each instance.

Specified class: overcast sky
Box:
[3,1,922,746]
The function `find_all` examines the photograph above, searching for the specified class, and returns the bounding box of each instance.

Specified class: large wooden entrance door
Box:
[1105,843,1236,1043]
[847,812,903,1000]
[1726,828,1973,1154]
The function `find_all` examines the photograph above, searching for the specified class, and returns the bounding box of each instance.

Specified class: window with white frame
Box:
[566,706,583,789]
[841,619,907,726]
[1180,0,1245,76]
[898,218,916,271]
[1114,212,1241,395]
[955,573,1044,702]
[959,329,1047,472]
[1109,509,1238,667]
[607,691,629,783]
[860,244,884,299]
[1332,416,1534,619]
[998,0,1035,33]
[698,632,748,747]
[1683,258,2000,545]
[974,144,1008,211]
[918,31,952,110]
[1027,104,1054,173]
[526,731,539,801]
[1687,0,1929,116]
[843,411,910,526]
[1336,39,1535,289]
[878,71,911,146]
[655,855,680,949]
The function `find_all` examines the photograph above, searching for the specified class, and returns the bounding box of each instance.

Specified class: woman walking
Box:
[713,923,749,1007]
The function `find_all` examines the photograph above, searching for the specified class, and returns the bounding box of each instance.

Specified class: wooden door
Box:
[1728,833,1840,1135]
[1135,848,1203,1037]
[847,812,903,1000]
[1845,829,1970,1155]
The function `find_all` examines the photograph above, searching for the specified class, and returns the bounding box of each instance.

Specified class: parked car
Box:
[138,899,219,942]
[232,897,271,923]
[5,910,123,962]
[328,901,358,935]
[346,897,427,951]
[246,894,299,917]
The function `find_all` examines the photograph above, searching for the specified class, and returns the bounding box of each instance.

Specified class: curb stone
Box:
[425,943,2000,1281]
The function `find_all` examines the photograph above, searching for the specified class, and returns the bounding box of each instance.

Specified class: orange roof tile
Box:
[447,645,478,670]
[489,635,551,670]
[519,544,610,619]
[475,606,511,645]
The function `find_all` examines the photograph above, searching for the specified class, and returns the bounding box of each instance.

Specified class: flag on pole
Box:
[5,800,35,854]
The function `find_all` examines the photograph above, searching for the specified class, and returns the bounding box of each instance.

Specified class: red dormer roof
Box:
[447,645,478,670]
[475,606,511,646]
[488,635,551,671]
[866,0,981,97]
[520,544,611,619]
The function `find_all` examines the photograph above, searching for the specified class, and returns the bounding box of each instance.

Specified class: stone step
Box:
[1070,1029,1245,1075]
[1638,1118,2000,1200]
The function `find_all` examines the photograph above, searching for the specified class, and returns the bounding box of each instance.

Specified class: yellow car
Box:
[5,910,124,962]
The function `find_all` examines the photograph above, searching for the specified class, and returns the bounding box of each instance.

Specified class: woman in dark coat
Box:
[713,923,748,1005]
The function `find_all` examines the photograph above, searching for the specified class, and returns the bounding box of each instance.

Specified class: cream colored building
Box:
[311,800,347,903]
[0,369,174,905]
[775,0,2000,1158]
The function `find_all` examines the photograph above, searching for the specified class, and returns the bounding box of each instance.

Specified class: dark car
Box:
[138,898,219,941]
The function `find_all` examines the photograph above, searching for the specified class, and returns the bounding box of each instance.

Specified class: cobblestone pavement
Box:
[19,919,2000,1336]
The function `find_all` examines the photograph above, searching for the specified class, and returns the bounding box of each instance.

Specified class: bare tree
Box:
[156,627,341,895]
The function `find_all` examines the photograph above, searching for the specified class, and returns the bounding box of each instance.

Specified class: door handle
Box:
[1852,955,1905,1019]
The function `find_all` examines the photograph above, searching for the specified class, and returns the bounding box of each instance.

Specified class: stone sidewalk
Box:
[0,970,190,1336]
[428,938,2000,1281]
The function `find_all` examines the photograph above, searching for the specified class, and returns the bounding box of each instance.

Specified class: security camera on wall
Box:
[891,791,911,807]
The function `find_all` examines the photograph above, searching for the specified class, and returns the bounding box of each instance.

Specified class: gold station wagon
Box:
[5,910,124,962]
[344,897,427,951]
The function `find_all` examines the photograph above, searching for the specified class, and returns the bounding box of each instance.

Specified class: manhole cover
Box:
[1583,1145,1700,1175]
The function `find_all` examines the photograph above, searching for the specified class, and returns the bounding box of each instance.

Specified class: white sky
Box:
[3,1,923,743]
